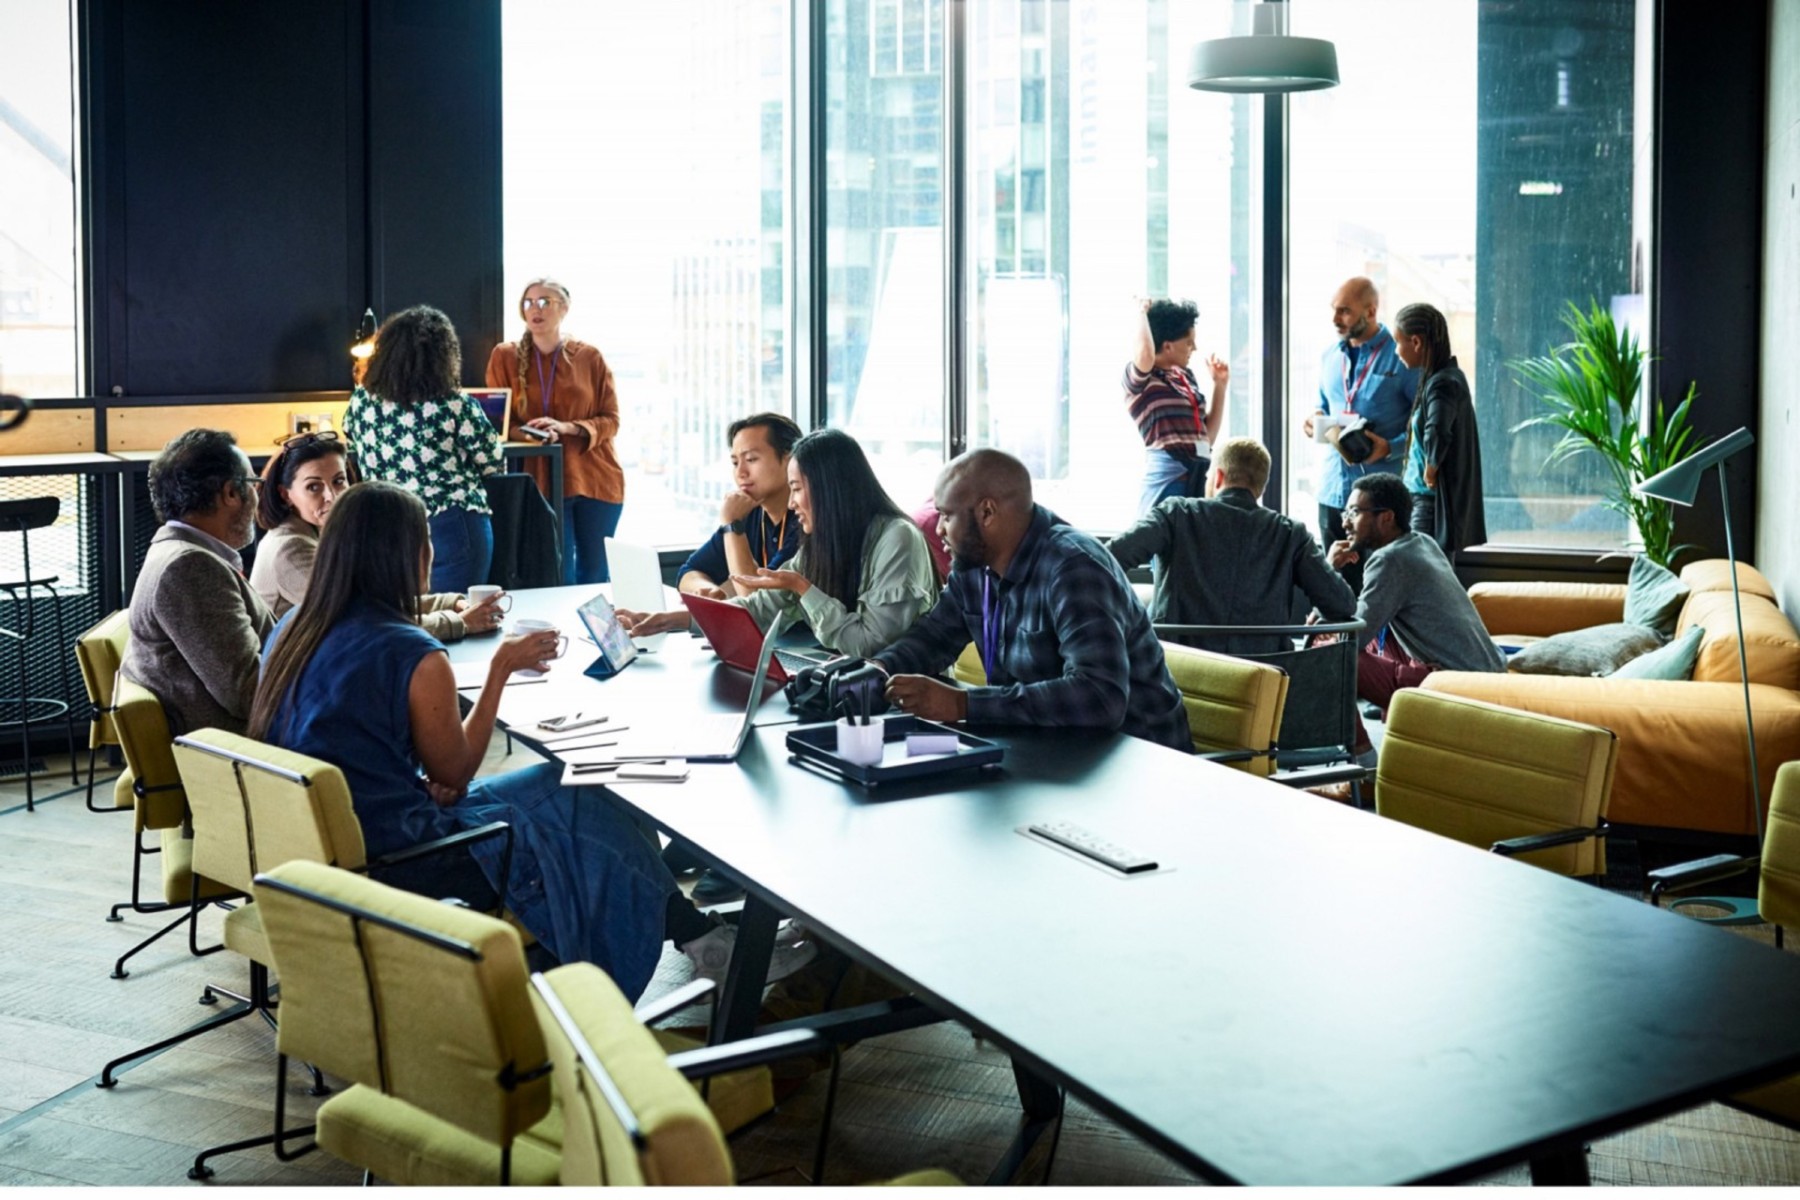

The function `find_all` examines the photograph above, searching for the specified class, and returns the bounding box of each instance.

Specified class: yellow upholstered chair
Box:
[253,860,778,1187]
[533,958,960,1187]
[951,641,986,687]
[1158,640,1289,776]
[73,609,132,813]
[1376,690,1616,878]
[104,677,234,979]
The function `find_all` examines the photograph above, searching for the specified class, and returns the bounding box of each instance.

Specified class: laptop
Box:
[604,537,670,651]
[681,593,835,684]
[596,611,792,763]
[466,387,511,438]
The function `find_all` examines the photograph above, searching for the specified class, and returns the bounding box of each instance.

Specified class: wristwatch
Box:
[726,516,750,535]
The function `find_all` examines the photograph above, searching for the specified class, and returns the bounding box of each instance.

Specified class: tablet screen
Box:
[577,592,639,672]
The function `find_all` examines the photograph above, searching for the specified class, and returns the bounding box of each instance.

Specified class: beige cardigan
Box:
[249,515,470,641]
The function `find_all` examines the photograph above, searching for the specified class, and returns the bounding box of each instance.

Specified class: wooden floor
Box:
[3,742,1798,1188]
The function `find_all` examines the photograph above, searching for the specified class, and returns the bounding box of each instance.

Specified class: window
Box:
[1286,0,1641,549]
[965,0,1255,532]
[0,0,79,401]
[826,0,947,509]
[501,1,792,547]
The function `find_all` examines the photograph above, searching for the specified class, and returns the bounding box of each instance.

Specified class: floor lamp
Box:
[1633,426,1762,842]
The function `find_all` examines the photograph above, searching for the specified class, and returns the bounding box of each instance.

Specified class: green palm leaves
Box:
[1512,300,1703,567]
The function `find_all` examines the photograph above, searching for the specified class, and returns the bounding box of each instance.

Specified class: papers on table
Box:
[452,660,549,690]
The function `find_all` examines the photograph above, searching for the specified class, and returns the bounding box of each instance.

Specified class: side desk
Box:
[453,586,1800,1186]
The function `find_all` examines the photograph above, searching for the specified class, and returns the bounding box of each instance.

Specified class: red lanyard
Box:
[1340,331,1387,414]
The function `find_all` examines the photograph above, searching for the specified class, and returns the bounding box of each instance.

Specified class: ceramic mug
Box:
[510,618,568,660]
[467,583,512,613]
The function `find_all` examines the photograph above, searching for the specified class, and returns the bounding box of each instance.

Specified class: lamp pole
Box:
[1717,462,1764,843]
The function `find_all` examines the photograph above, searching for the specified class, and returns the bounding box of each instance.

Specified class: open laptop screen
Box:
[466,387,511,439]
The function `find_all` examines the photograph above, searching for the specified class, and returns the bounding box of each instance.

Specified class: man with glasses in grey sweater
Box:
[1327,472,1503,715]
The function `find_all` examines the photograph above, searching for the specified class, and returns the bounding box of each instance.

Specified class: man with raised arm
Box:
[870,449,1191,752]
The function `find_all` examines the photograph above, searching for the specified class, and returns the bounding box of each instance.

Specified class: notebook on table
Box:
[680,593,835,685]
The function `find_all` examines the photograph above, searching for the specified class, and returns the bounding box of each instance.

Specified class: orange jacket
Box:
[485,338,624,505]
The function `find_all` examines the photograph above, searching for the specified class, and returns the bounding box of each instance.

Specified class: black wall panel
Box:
[83,0,500,398]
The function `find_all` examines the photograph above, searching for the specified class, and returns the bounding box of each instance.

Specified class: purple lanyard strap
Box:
[534,344,561,418]
[980,570,1001,674]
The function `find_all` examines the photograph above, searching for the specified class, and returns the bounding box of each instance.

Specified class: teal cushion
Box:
[1612,624,1705,680]
[1623,556,1690,638]
[1508,622,1666,677]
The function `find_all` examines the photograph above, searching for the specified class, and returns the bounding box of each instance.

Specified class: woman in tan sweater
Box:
[485,277,625,584]
[248,432,504,641]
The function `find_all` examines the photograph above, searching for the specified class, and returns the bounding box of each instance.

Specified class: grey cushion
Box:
[1612,624,1706,680]
[1508,623,1667,677]
[1623,555,1690,638]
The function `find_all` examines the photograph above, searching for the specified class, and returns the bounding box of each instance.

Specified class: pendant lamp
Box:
[1189,1,1339,95]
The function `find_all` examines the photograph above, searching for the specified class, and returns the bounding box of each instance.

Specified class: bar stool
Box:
[0,497,81,811]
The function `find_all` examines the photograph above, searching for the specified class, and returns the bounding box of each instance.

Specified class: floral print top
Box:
[342,387,503,516]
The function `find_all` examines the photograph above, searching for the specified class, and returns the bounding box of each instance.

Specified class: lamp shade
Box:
[1187,34,1339,93]
[1633,426,1755,506]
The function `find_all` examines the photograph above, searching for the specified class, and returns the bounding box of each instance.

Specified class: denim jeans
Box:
[427,507,494,594]
[563,496,624,585]
[462,762,675,1002]
[1136,448,1195,519]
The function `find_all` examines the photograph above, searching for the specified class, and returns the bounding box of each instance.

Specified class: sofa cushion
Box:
[1623,556,1690,637]
[1468,582,1625,639]
[1612,624,1705,680]
[1681,590,1800,690]
[1508,623,1665,677]
[1681,559,1777,601]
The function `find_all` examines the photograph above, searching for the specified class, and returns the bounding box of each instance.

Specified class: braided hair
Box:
[1393,302,1453,390]
[514,277,574,414]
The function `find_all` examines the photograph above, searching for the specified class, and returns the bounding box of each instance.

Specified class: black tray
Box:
[785,714,1004,786]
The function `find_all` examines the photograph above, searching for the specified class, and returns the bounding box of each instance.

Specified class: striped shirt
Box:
[873,505,1192,752]
[1123,362,1206,450]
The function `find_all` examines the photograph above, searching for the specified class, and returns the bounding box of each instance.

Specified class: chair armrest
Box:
[1198,748,1261,765]
[1491,824,1607,857]
[634,979,715,1026]
[1270,762,1372,789]
[1647,853,1758,901]
[365,820,512,871]
[666,1028,832,1079]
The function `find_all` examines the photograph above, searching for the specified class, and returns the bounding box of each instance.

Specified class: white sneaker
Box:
[680,923,818,986]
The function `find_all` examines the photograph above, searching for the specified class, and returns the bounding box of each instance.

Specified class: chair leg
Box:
[16,626,33,813]
[98,997,258,1088]
[113,898,224,979]
[112,905,199,979]
[810,1045,843,1185]
[108,828,169,921]
[189,1053,320,1180]
[53,599,78,784]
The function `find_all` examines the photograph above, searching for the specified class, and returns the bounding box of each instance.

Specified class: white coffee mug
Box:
[467,583,511,613]
[836,716,887,767]
[510,618,568,660]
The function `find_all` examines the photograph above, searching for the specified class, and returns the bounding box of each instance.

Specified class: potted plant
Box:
[1510,299,1704,568]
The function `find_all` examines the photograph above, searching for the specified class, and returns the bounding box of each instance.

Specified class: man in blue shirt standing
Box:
[1304,277,1417,592]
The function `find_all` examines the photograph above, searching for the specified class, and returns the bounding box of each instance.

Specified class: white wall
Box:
[1758,2,1800,611]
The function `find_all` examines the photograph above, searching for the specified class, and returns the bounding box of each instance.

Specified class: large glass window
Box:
[502,1,791,547]
[966,0,1256,533]
[824,0,947,510]
[1287,0,1640,549]
[0,0,80,400]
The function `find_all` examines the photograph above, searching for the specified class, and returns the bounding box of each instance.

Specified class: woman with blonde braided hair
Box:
[484,277,626,583]
[1392,301,1486,559]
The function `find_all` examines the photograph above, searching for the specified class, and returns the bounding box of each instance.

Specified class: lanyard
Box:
[1340,331,1387,414]
[980,570,1002,675]
[533,344,561,418]
[757,509,788,570]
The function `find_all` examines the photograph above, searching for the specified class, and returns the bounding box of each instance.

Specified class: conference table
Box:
[448,585,1800,1186]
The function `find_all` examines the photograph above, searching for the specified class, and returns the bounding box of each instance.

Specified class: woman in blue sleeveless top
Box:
[249,482,812,1000]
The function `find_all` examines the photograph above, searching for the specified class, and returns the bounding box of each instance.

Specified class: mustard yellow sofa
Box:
[1421,560,1800,837]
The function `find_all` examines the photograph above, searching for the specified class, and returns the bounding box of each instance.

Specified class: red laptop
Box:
[681,593,835,684]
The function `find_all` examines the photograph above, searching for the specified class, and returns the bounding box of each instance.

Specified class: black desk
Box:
[457,587,1800,1185]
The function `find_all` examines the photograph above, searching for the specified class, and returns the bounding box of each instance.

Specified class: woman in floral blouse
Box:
[344,306,504,593]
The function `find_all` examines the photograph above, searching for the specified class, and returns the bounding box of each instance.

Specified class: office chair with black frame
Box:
[1154,619,1372,799]
[93,729,514,1183]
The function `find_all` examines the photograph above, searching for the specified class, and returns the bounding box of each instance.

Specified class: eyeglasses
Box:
[273,429,343,448]
[520,296,562,311]
[235,476,264,491]
[1342,505,1389,518]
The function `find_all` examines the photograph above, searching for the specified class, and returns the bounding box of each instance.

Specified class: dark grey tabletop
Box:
[458,587,1800,1185]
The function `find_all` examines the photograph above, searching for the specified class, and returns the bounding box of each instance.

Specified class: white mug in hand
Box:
[467,583,511,612]
[510,618,569,660]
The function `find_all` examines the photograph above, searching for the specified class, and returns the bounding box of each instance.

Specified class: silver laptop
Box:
[604,537,670,651]
[603,612,791,763]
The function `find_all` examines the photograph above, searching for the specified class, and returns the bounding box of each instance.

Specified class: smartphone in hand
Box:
[518,424,551,440]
